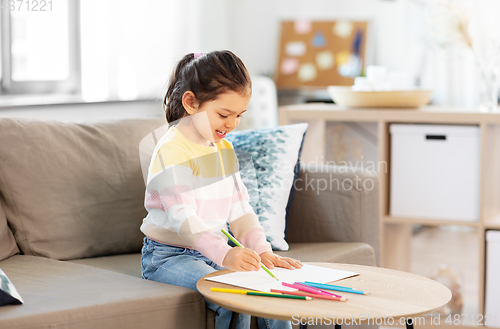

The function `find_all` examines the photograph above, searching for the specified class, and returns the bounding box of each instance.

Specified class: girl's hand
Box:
[222,247,261,272]
[259,252,303,270]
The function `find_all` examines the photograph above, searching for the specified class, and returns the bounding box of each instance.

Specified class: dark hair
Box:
[163,50,252,125]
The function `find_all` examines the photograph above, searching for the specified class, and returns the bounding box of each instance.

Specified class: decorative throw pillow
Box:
[226,123,308,251]
[0,269,23,306]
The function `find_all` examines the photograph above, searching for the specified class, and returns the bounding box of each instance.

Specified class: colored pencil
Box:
[211,288,280,294]
[221,229,279,281]
[293,282,343,298]
[210,287,280,295]
[271,289,347,302]
[302,281,370,295]
[281,282,333,297]
[210,287,311,300]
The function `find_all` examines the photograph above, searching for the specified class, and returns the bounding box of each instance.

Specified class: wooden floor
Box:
[380,225,480,329]
[410,225,479,317]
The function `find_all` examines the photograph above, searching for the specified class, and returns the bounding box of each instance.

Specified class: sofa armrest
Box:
[286,164,380,265]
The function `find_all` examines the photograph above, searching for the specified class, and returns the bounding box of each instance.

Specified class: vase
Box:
[478,66,500,112]
[475,38,500,112]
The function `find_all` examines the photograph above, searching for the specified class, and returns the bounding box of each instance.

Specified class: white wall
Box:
[79,0,174,102]
[79,0,231,103]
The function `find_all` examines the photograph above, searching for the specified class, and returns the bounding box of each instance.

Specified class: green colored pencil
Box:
[221,229,279,281]
[211,287,311,300]
[247,291,311,300]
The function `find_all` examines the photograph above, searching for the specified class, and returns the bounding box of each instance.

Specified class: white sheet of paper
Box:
[205,264,359,292]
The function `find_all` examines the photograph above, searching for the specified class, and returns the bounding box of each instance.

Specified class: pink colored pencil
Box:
[282,282,334,297]
[271,289,347,302]
[293,282,343,298]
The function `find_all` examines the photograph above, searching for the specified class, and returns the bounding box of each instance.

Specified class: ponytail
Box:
[163,50,251,126]
[163,53,195,125]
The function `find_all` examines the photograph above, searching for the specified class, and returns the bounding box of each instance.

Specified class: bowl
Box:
[327,86,433,108]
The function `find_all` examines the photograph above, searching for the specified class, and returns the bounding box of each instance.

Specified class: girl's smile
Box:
[215,130,227,138]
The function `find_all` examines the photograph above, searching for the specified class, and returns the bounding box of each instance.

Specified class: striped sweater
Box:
[140,125,272,266]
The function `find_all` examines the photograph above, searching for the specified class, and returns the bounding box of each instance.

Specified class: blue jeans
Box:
[141,237,291,329]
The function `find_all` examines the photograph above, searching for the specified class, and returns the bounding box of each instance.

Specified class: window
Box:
[0,0,80,94]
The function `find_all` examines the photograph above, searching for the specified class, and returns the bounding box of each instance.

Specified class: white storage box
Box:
[486,230,500,327]
[390,124,480,221]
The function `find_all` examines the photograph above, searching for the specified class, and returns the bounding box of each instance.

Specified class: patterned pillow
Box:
[0,268,23,306]
[226,123,308,251]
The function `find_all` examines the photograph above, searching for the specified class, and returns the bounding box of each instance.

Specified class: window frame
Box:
[0,0,81,95]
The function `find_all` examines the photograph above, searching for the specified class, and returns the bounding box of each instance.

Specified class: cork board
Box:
[275,20,369,90]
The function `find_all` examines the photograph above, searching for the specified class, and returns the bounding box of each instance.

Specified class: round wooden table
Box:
[197,262,452,329]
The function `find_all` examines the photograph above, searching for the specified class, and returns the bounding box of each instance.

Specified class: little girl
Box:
[140,50,302,329]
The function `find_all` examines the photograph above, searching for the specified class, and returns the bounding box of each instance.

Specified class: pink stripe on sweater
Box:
[195,197,232,220]
[158,185,197,209]
[195,234,232,266]
[239,229,272,255]
[144,188,165,211]
[147,187,237,221]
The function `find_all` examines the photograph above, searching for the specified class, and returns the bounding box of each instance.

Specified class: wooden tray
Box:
[327,86,433,108]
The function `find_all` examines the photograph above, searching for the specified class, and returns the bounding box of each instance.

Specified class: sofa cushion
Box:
[0,255,205,329]
[0,118,165,260]
[0,201,19,261]
[68,253,142,278]
[276,242,376,266]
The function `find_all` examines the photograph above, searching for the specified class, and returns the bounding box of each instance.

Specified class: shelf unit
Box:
[279,104,500,328]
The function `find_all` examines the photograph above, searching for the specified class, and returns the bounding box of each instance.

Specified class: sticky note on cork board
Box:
[275,20,369,89]
[281,58,299,75]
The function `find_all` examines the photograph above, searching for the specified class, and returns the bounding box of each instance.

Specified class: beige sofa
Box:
[0,117,379,329]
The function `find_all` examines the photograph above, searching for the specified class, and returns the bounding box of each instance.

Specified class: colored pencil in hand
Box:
[221,229,279,281]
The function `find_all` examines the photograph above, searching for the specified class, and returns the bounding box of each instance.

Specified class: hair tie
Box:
[194,52,204,59]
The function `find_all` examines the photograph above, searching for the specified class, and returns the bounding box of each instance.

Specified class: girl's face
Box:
[186,90,251,145]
